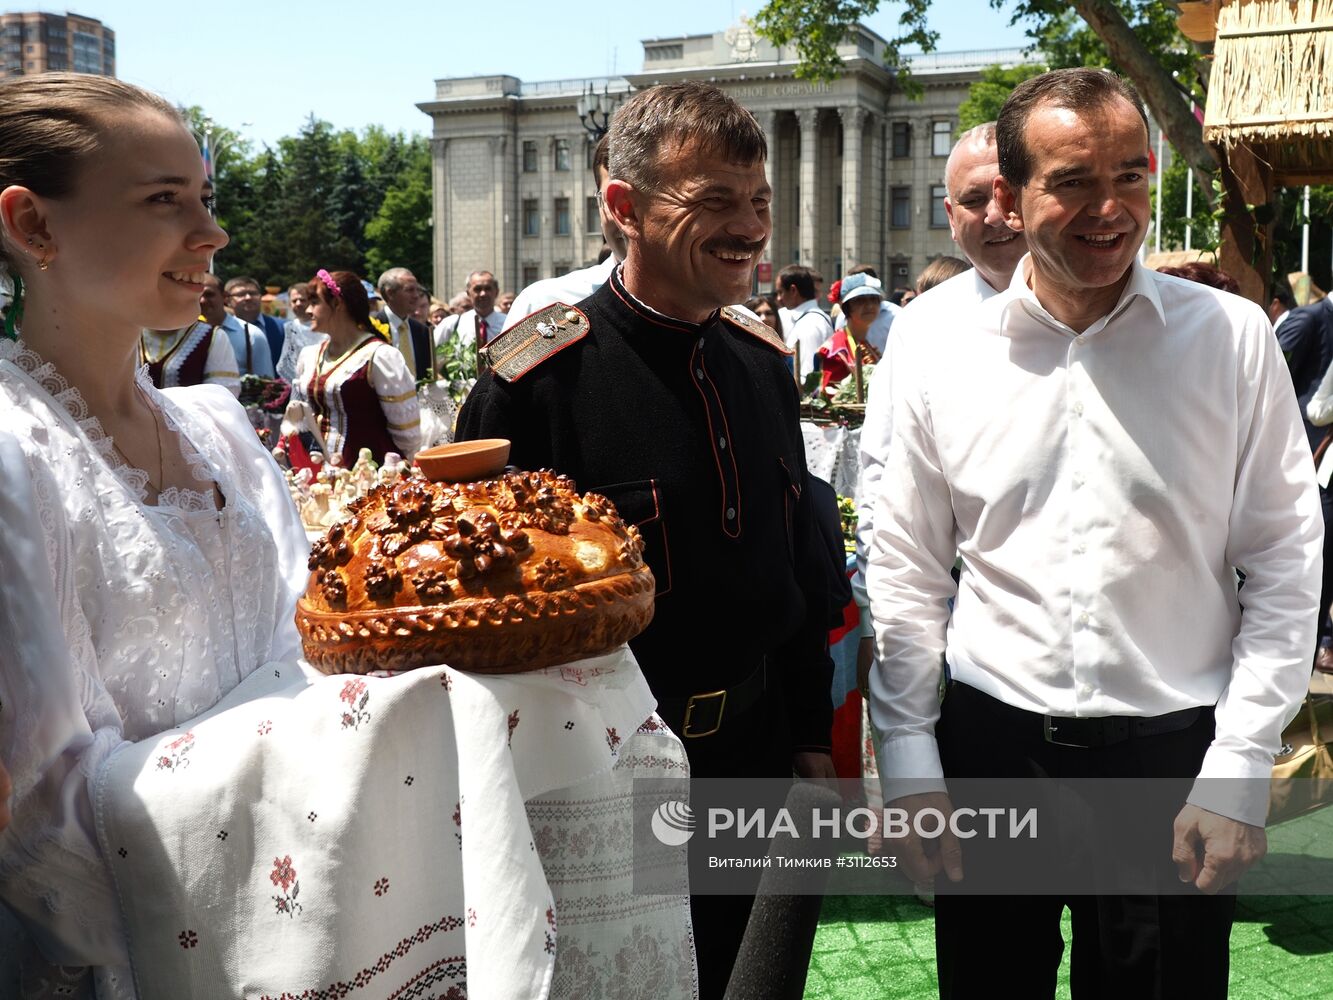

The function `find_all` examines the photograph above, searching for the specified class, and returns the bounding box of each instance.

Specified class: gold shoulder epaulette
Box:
[483,303,590,382]
[720,305,792,355]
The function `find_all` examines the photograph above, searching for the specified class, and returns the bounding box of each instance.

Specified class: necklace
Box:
[112,391,167,496]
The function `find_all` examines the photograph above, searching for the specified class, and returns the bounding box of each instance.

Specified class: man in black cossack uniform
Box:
[457,82,836,997]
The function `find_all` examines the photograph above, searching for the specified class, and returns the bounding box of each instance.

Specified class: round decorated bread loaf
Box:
[296,470,656,674]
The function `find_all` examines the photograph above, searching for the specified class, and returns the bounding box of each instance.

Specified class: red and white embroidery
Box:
[155,731,195,772]
[507,709,520,747]
[373,877,390,897]
[339,678,371,731]
[270,855,303,918]
[605,727,621,754]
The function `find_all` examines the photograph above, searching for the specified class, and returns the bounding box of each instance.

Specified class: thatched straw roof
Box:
[1202,0,1333,184]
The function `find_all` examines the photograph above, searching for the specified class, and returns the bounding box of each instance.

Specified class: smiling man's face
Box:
[945,135,1025,292]
[610,138,771,323]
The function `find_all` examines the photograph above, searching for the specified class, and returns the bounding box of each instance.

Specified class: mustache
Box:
[703,238,767,255]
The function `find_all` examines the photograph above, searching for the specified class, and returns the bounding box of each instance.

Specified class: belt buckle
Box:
[1043,715,1088,748]
[682,689,728,738]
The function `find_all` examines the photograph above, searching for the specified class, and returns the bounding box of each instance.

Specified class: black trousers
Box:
[932,682,1236,1000]
[658,674,794,1000]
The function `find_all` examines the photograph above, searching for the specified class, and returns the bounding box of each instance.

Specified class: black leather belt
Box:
[658,661,766,739]
[1042,706,1204,749]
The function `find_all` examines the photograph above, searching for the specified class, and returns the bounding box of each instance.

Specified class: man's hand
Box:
[885,791,963,884]
[792,751,838,783]
[1171,803,1266,894]
[856,637,874,699]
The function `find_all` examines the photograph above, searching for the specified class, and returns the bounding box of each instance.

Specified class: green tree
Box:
[957,63,1047,133]
[363,136,433,284]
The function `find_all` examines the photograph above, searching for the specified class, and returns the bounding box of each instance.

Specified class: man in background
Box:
[225,275,285,366]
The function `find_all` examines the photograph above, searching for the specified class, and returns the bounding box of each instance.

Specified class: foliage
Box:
[956,63,1047,133]
[183,110,433,292]
[753,0,936,95]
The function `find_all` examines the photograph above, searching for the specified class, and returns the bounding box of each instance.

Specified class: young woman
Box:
[0,74,692,1000]
[288,268,420,465]
[0,73,310,996]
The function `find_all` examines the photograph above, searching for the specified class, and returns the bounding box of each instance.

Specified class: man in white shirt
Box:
[776,264,832,379]
[504,134,624,324]
[853,122,1027,680]
[868,69,1322,998]
[200,273,272,378]
[434,270,506,353]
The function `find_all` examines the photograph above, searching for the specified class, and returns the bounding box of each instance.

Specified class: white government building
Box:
[417,19,1038,300]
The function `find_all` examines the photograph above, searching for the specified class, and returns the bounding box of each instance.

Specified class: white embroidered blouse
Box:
[0,339,309,977]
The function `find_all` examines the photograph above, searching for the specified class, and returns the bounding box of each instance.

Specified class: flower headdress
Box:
[316,269,342,299]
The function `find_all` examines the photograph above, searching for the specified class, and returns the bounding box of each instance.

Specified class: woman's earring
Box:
[38,250,49,272]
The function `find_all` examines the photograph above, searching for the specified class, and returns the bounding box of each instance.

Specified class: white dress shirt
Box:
[867,257,1323,826]
[783,298,833,378]
[434,309,508,355]
[852,269,999,632]
[504,256,617,327]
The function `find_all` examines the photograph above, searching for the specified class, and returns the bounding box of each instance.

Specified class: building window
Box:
[835,184,842,226]
[585,196,600,235]
[522,141,538,173]
[522,264,540,287]
[522,198,539,237]
[553,261,571,276]
[891,121,911,159]
[932,120,952,157]
[891,187,911,229]
[554,197,571,236]
[930,185,948,227]
[554,139,571,172]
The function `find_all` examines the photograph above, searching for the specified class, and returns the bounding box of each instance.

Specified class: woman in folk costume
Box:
[0,74,309,997]
[815,271,883,394]
[288,269,420,465]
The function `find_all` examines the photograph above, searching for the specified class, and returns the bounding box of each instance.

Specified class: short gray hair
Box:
[377,267,416,295]
[607,82,766,193]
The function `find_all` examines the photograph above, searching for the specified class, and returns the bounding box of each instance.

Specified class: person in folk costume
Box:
[815,272,883,395]
[287,268,420,466]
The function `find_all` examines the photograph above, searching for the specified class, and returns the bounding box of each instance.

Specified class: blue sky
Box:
[62,1,1031,150]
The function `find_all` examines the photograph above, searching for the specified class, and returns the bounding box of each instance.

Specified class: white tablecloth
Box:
[801,421,861,497]
[94,648,695,999]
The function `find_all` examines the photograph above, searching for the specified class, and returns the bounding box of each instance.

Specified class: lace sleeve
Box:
[0,431,129,967]
[369,346,422,460]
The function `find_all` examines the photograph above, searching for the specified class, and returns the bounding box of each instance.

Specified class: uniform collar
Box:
[608,263,718,335]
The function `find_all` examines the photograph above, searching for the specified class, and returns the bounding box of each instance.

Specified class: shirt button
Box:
[697,338,705,349]
[1077,612,1090,626]
[726,507,736,520]
[718,436,727,450]
[695,368,705,380]
[1072,476,1084,489]
[1073,402,1084,416]
[1074,543,1086,555]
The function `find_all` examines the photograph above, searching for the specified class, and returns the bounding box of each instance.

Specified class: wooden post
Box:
[1214,142,1275,306]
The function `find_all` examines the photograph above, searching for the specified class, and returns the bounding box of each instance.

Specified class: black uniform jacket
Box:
[456,267,834,753]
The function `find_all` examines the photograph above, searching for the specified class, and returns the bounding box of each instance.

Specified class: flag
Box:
[1148,146,1157,175]
[201,133,214,181]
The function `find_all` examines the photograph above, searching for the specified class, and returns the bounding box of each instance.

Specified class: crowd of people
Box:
[0,64,1327,1000]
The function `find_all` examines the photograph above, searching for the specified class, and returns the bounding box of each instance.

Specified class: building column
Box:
[540,136,556,279]
[796,108,819,267]
[840,106,865,271]
[430,137,449,299]
[760,110,780,279]
[488,135,508,293]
